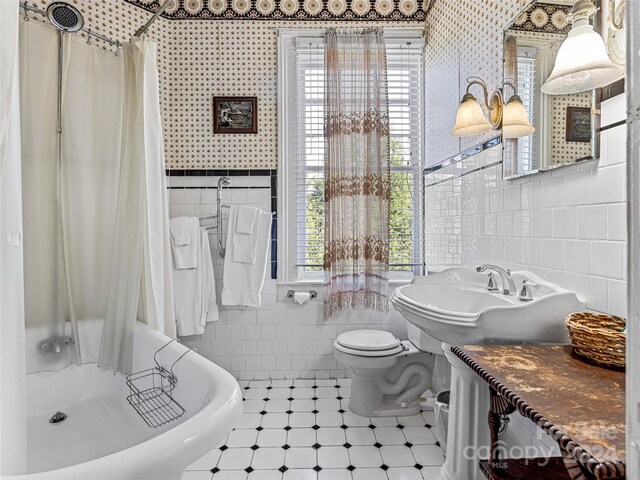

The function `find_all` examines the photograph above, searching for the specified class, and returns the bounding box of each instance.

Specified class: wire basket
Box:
[565,312,626,369]
[126,339,192,428]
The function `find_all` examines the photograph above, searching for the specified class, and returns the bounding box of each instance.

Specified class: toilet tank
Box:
[407,323,443,354]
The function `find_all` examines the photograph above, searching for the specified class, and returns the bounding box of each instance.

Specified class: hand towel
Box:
[233,206,261,264]
[221,206,272,307]
[170,216,191,246]
[169,216,199,270]
[173,227,219,336]
[236,205,258,234]
[200,228,219,325]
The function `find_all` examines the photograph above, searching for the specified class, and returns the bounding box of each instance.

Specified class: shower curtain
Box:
[1,0,28,473]
[99,36,176,374]
[20,20,174,374]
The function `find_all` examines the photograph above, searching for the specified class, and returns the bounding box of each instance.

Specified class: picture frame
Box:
[565,106,591,143]
[213,96,258,134]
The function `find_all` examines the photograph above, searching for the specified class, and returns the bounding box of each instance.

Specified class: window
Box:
[517,46,538,172]
[513,40,554,173]
[278,30,425,283]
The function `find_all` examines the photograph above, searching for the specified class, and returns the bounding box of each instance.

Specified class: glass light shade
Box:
[541,23,624,95]
[502,96,535,139]
[451,94,492,137]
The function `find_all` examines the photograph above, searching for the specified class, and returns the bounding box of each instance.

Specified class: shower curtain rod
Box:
[19,2,120,48]
[20,0,172,47]
[134,0,174,37]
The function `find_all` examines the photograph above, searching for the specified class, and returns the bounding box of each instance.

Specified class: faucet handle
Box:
[486,272,499,292]
[518,280,538,302]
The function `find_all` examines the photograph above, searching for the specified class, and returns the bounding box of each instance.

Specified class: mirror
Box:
[502,1,599,179]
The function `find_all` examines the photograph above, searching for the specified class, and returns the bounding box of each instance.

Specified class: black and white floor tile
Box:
[184,378,444,480]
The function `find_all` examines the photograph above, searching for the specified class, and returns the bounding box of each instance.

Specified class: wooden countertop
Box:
[452,344,626,479]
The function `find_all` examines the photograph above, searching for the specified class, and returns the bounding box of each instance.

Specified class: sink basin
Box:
[390,268,583,345]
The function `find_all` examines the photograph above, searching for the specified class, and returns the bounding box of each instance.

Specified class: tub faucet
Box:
[476,264,517,296]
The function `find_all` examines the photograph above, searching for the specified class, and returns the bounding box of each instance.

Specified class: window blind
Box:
[517,48,538,172]
[294,39,424,275]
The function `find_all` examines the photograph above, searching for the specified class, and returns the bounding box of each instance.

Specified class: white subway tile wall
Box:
[425,97,627,318]
[167,174,407,380]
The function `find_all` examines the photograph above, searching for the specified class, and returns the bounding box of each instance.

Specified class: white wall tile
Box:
[591,241,625,280]
[607,203,627,241]
[563,171,591,206]
[539,239,564,270]
[607,279,627,318]
[538,176,564,209]
[563,240,590,275]
[531,209,553,238]
[426,106,627,314]
[166,180,407,380]
[577,205,608,240]
[591,163,626,205]
[552,208,577,239]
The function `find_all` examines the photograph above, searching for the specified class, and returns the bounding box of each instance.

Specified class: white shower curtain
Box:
[20,20,174,374]
[99,36,176,374]
[1,0,28,473]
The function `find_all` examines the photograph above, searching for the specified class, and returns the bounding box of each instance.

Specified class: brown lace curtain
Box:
[323,28,391,318]
[504,36,519,178]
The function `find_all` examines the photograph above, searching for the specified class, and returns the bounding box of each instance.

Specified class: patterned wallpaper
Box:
[550,92,592,164]
[163,19,425,169]
[126,0,431,21]
[21,0,426,170]
[423,0,534,166]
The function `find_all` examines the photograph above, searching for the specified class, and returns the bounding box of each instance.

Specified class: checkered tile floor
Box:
[184,378,445,480]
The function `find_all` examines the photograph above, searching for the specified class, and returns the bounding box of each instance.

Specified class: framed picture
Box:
[565,106,591,143]
[213,96,257,134]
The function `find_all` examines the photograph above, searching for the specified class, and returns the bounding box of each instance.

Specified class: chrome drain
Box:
[49,411,67,424]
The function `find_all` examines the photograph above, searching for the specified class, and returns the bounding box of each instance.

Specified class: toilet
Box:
[333,324,443,417]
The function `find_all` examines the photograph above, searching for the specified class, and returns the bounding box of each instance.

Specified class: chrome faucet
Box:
[476,264,517,295]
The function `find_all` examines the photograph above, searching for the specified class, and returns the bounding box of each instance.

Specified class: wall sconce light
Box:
[451,77,503,137]
[541,0,624,95]
[502,82,535,139]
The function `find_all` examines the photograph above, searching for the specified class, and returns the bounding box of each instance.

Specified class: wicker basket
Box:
[565,312,626,368]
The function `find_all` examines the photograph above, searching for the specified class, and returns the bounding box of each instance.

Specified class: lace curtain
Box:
[503,36,518,178]
[323,28,391,317]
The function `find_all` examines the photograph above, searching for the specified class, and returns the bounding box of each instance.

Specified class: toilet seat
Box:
[334,330,405,357]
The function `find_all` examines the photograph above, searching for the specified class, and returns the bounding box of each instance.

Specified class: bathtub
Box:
[3,321,242,480]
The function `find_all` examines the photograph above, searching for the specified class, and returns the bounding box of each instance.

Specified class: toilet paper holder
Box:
[287,290,318,300]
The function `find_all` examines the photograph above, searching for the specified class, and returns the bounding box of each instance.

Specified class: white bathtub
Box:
[3,321,242,480]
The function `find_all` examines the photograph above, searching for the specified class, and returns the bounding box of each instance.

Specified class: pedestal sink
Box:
[390,267,583,345]
[390,267,583,480]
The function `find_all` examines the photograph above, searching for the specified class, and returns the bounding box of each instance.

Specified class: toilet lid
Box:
[336,330,401,352]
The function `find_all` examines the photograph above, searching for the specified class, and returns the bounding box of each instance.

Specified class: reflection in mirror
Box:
[502,1,598,179]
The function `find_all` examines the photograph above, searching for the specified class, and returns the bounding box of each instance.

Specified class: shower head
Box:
[46,2,84,33]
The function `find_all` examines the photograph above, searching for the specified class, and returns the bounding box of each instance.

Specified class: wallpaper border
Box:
[126,0,431,21]
[509,2,571,35]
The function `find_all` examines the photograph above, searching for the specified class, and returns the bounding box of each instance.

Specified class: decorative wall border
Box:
[126,0,431,21]
[509,3,571,34]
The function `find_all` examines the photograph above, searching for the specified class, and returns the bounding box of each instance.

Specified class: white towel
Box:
[173,227,219,336]
[222,207,272,307]
[170,216,191,246]
[236,205,258,234]
[200,228,219,326]
[233,206,261,264]
[170,216,199,270]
